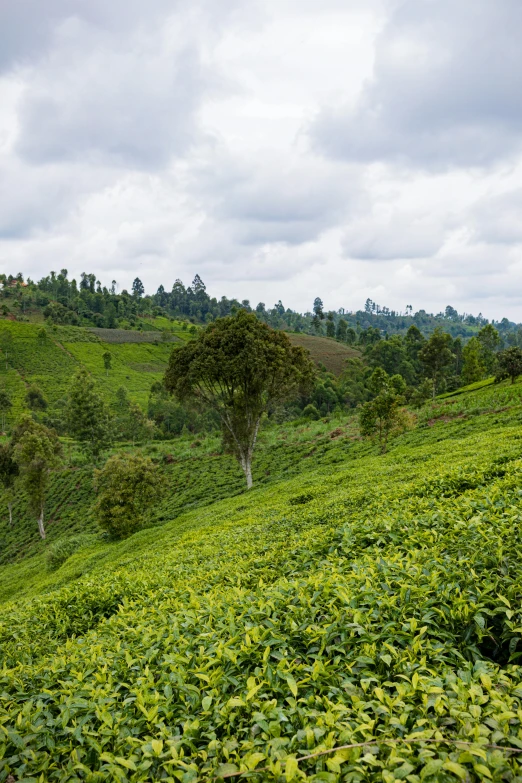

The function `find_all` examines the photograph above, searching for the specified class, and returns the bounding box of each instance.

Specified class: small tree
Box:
[496,347,522,385]
[0,389,12,430]
[419,328,454,398]
[66,368,113,461]
[359,369,406,454]
[461,337,485,385]
[12,416,62,539]
[102,351,113,377]
[0,444,19,526]
[326,312,335,338]
[25,384,48,412]
[165,311,315,488]
[94,453,164,539]
[477,324,501,375]
[336,319,348,341]
[132,278,145,298]
[410,378,432,409]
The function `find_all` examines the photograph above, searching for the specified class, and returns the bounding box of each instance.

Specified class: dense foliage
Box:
[1,379,522,779]
[94,453,164,539]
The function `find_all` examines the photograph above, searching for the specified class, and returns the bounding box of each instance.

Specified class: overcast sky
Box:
[1,0,521,319]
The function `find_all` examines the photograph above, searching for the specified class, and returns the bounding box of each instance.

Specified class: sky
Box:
[0,0,521,320]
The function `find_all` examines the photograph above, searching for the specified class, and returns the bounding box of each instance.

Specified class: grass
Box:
[0,322,181,421]
[64,341,174,408]
[287,333,361,376]
[2,381,522,778]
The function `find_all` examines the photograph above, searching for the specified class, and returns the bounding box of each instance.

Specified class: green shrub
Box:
[93,453,164,539]
[302,403,320,419]
[46,534,96,571]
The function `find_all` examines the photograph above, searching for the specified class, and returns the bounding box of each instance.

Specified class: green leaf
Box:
[285,755,298,781]
[286,675,298,697]
[443,760,468,780]
[115,757,137,771]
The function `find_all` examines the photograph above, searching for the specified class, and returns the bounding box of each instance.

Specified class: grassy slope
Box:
[2,382,522,779]
[287,333,360,375]
[0,321,191,417]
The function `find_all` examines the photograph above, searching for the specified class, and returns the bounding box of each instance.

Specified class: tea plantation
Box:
[0,322,181,415]
[2,383,522,781]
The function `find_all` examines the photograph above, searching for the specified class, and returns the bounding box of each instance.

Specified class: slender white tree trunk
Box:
[241,454,253,490]
[8,501,12,527]
[37,507,46,539]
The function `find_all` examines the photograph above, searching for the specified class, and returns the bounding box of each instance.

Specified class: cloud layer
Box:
[0,0,521,319]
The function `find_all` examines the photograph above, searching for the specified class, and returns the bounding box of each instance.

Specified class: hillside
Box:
[287,333,360,375]
[2,380,522,780]
[0,320,192,417]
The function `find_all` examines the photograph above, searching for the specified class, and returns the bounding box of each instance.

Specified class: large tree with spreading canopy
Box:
[165,310,315,488]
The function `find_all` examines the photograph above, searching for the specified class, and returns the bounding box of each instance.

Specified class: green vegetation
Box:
[166,311,314,488]
[1,375,522,779]
[94,453,164,539]
[2,277,522,780]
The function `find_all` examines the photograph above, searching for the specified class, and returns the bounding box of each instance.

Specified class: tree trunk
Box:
[244,458,253,490]
[37,507,46,539]
[7,501,12,527]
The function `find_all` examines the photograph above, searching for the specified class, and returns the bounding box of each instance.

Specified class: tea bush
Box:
[2,386,522,780]
[46,533,99,571]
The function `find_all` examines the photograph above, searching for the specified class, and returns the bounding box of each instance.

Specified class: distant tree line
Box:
[1,270,522,349]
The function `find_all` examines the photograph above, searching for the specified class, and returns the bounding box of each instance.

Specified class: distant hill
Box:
[287,332,360,375]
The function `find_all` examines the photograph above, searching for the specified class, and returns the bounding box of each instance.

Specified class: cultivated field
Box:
[2,379,522,780]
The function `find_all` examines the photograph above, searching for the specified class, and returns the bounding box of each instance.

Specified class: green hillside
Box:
[0,321,193,417]
[2,380,522,780]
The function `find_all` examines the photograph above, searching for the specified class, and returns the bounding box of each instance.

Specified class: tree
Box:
[461,337,485,385]
[66,368,113,460]
[12,416,62,539]
[325,312,335,338]
[477,324,501,375]
[0,389,12,430]
[312,297,324,332]
[102,351,113,377]
[165,310,315,488]
[336,319,348,341]
[496,347,522,385]
[359,369,406,454]
[122,402,154,445]
[0,444,19,526]
[94,453,164,539]
[419,328,454,398]
[132,278,145,298]
[25,384,48,412]
[0,329,13,370]
[104,303,117,329]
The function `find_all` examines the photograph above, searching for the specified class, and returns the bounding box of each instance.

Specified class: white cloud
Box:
[0,0,521,321]
[311,0,522,169]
